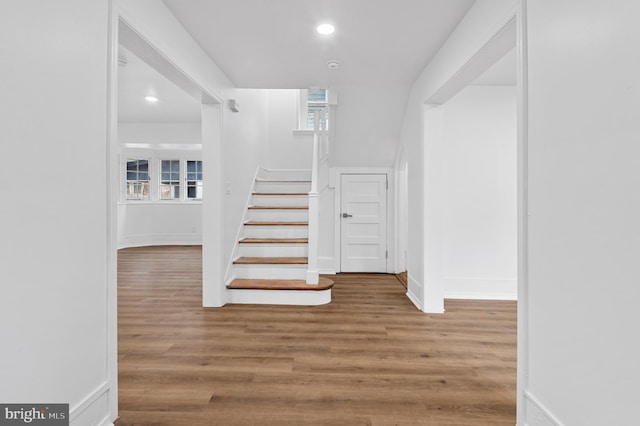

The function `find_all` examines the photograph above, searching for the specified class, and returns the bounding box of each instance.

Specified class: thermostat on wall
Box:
[229,99,240,112]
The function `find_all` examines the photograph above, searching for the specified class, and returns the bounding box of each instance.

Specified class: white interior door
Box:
[340,174,388,272]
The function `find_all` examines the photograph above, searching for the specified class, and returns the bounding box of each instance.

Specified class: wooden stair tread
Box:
[244,221,308,226]
[227,277,334,291]
[248,206,308,210]
[252,192,308,196]
[233,257,308,265]
[239,238,308,244]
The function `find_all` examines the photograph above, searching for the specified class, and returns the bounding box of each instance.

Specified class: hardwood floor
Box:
[117,246,516,426]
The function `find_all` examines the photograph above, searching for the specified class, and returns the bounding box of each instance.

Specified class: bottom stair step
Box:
[227,277,334,291]
[233,257,307,265]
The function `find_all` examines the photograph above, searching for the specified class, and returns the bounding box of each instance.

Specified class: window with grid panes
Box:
[186,160,203,200]
[306,88,328,129]
[126,158,150,200]
[160,160,180,200]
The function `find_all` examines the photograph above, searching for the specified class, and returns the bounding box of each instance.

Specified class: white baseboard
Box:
[118,234,202,249]
[318,256,335,274]
[444,277,517,300]
[524,391,564,426]
[406,273,423,311]
[70,381,112,426]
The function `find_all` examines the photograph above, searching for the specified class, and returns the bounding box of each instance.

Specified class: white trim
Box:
[70,381,110,424]
[318,256,336,275]
[426,3,519,104]
[296,89,309,130]
[393,145,409,275]
[405,290,423,311]
[444,277,518,300]
[117,14,223,105]
[224,166,261,284]
[118,234,202,249]
[201,103,225,307]
[524,391,564,426]
[421,104,446,314]
[516,2,529,425]
[106,2,119,423]
[292,129,314,136]
[122,143,202,151]
[117,201,202,206]
[428,17,517,105]
[406,273,423,311]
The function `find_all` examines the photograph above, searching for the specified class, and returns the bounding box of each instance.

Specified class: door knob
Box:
[342,213,353,218]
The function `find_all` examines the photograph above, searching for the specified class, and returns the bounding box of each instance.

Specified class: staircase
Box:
[226,169,332,305]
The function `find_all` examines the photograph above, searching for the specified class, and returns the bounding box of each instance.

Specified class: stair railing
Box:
[306,107,329,284]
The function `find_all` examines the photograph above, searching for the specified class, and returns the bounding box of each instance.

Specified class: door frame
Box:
[394,146,409,275]
[330,167,393,273]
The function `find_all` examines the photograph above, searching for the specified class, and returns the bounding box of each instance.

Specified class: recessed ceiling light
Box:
[317,24,335,35]
[145,96,158,103]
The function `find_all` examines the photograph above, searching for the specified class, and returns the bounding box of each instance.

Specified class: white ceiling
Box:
[118,1,516,123]
[162,0,475,88]
[118,45,202,123]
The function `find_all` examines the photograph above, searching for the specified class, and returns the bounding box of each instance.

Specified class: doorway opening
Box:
[416,17,519,313]
[107,15,223,419]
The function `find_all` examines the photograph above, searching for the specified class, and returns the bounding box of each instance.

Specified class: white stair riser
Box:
[243,226,308,239]
[226,288,331,306]
[255,182,311,193]
[248,210,308,222]
[258,170,311,181]
[237,244,308,258]
[252,195,308,207]
[233,265,307,280]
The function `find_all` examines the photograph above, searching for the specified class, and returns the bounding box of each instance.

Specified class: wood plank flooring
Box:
[117,246,516,426]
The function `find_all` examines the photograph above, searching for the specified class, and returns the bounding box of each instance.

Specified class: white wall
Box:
[442,85,517,299]
[119,122,201,145]
[221,89,269,274]
[262,85,411,170]
[265,90,312,169]
[117,123,203,248]
[0,1,113,425]
[398,0,518,311]
[331,85,410,167]
[117,202,202,248]
[524,1,640,424]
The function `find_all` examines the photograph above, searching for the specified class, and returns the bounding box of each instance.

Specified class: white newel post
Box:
[306,109,327,284]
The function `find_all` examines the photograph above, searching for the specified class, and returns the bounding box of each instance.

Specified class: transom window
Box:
[126,158,150,200]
